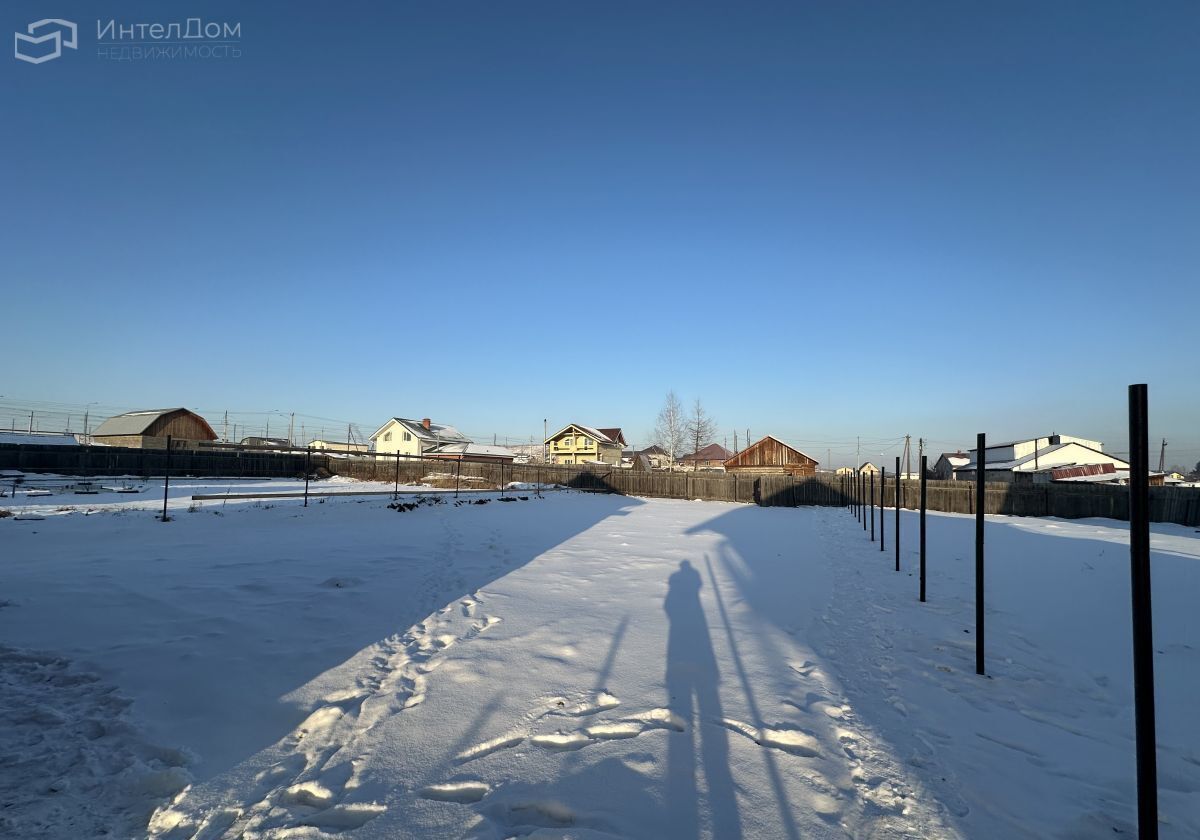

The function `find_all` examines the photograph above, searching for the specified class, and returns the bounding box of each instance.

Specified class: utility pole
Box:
[223,411,228,443]
[918,437,924,463]
[28,412,33,433]
[856,436,861,470]
[905,434,912,479]
[288,412,295,446]
[543,418,548,463]
[1158,439,1167,474]
[733,430,738,454]
[746,428,750,447]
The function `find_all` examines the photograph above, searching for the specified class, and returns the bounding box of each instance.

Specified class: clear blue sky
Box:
[3,2,1197,468]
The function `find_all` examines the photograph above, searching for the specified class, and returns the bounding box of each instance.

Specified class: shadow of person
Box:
[664,560,742,839]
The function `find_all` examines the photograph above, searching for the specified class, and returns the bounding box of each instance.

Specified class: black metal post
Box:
[870,473,875,541]
[1128,383,1158,839]
[305,447,311,507]
[393,452,400,501]
[976,432,986,676]
[894,456,900,571]
[160,435,172,522]
[859,473,864,530]
[920,455,927,602]
[880,467,886,552]
[455,455,462,499]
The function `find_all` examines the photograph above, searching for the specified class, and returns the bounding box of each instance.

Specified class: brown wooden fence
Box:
[330,458,1200,527]
[4,441,1196,527]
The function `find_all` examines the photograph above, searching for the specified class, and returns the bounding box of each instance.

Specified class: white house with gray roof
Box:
[370,417,470,457]
[954,434,1129,483]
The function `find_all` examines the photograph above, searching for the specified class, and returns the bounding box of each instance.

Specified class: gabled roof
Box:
[92,408,216,439]
[597,428,627,446]
[546,424,624,446]
[370,417,469,443]
[681,443,734,462]
[723,435,818,467]
[936,451,970,464]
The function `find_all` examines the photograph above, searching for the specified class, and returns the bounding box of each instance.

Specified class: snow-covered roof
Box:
[426,442,515,458]
[370,417,470,444]
[546,424,621,445]
[955,442,1128,472]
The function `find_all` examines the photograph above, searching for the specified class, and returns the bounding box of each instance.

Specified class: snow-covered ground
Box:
[1,482,1197,838]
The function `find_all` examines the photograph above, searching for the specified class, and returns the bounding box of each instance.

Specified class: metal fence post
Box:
[880,467,886,553]
[870,473,875,541]
[862,472,867,531]
[455,455,462,499]
[976,433,986,676]
[1128,384,1158,839]
[920,455,927,602]
[305,447,311,507]
[894,456,900,571]
[160,435,172,522]
[393,452,400,501]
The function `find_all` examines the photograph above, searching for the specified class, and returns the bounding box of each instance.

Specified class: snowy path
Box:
[2,488,1197,838]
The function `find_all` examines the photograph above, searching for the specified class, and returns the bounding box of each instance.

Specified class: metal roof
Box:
[92,408,188,437]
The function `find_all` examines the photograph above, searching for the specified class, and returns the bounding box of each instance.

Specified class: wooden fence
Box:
[331,458,1200,527]
[0,443,313,479]
[4,441,1196,527]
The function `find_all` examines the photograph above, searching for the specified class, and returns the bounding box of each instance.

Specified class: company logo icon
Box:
[14,19,77,64]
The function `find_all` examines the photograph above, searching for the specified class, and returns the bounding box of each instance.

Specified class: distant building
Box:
[858,462,879,475]
[724,436,818,476]
[1039,463,1165,486]
[546,424,626,465]
[371,417,470,457]
[679,443,734,471]
[932,452,970,480]
[92,408,217,449]
[240,437,291,449]
[623,445,670,469]
[308,439,368,453]
[955,435,1129,484]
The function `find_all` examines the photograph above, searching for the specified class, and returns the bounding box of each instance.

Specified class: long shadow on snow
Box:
[686,502,1198,839]
[171,492,643,787]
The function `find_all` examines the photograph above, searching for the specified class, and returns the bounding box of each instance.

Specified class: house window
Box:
[384,432,392,442]
[403,432,412,442]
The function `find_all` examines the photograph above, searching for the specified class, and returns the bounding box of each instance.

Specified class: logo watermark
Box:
[13,17,240,64]
[14,19,77,64]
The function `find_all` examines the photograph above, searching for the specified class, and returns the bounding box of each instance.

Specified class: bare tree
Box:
[653,390,688,467]
[686,398,717,470]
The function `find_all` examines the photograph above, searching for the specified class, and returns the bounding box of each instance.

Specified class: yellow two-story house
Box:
[545,424,626,465]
